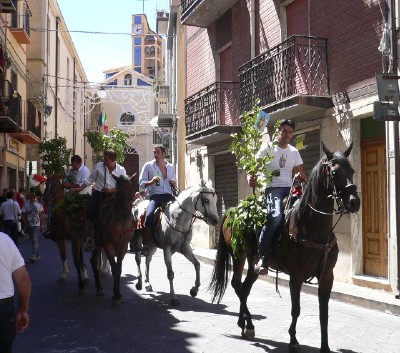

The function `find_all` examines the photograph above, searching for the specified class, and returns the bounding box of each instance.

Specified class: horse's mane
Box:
[177,184,215,202]
[294,150,351,227]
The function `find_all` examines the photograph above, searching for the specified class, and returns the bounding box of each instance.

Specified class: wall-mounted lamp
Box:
[12,90,17,98]
[97,87,107,99]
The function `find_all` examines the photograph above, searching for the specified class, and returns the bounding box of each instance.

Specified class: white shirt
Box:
[0,232,25,299]
[22,200,43,227]
[0,199,21,221]
[257,143,303,187]
[65,164,92,194]
[83,161,127,192]
[139,160,176,197]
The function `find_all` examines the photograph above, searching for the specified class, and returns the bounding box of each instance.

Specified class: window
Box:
[134,47,141,66]
[124,74,132,86]
[134,67,141,73]
[134,37,141,45]
[134,16,142,24]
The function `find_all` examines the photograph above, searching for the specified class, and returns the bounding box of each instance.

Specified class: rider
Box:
[138,144,176,256]
[62,155,91,194]
[75,149,127,251]
[249,119,307,273]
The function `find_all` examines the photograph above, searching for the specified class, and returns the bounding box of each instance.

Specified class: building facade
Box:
[176,0,400,294]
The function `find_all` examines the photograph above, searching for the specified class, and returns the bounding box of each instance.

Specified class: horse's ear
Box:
[207,179,213,188]
[322,142,334,160]
[343,142,353,157]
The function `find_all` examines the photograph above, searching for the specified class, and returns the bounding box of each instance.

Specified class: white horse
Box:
[133,183,219,306]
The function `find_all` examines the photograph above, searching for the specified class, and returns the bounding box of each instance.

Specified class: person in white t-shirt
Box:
[249,119,307,272]
[0,232,31,352]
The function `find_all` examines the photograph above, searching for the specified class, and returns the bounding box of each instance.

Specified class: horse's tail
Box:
[208,214,231,304]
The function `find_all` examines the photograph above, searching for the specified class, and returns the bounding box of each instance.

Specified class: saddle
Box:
[135,207,163,231]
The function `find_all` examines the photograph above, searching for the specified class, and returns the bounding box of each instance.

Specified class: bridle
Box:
[164,187,217,235]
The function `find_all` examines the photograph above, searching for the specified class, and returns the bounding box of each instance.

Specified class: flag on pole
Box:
[104,123,109,135]
[102,111,107,125]
[98,111,103,127]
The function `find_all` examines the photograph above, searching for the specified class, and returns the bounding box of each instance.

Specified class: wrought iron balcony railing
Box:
[0,80,22,127]
[185,81,240,137]
[239,35,329,113]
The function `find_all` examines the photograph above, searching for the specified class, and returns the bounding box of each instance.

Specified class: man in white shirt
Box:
[0,191,21,246]
[62,155,91,195]
[0,232,31,352]
[249,120,307,272]
[76,149,127,250]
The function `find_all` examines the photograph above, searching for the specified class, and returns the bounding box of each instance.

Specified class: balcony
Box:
[239,35,333,123]
[9,1,31,44]
[0,81,40,144]
[0,0,16,13]
[181,0,239,27]
[185,81,241,145]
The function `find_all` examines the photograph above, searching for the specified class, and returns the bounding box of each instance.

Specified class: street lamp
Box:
[97,87,107,99]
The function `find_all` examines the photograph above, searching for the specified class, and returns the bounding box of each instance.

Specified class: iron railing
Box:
[185,81,240,136]
[1,80,22,126]
[181,0,202,15]
[239,35,329,112]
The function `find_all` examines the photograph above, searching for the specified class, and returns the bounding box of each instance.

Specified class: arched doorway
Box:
[122,148,139,193]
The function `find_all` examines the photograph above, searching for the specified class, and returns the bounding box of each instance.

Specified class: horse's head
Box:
[322,142,360,213]
[43,176,63,206]
[112,174,134,198]
[195,183,219,226]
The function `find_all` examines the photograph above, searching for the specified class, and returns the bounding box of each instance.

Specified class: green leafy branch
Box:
[38,137,72,176]
[85,128,129,163]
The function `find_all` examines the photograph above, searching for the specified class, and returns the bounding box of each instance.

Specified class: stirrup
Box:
[254,256,268,275]
[84,237,95,252]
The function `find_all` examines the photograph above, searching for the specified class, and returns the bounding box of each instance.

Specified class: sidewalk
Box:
[193,247,400,316]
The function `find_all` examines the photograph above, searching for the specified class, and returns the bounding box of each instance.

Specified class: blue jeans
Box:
[0,297,16,353]
[28,226,40,257]
[259,187,291,255]
[4,220,18,246]
[145,194,175,227]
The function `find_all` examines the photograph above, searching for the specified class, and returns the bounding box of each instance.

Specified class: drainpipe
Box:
[250,0,256,59]
[55,18,59,138]
[389,0,400,299]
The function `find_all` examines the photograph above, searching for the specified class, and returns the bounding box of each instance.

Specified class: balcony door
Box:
[219,46,234,125]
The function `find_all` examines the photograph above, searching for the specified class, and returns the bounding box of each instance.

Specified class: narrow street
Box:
[13,236,400,353]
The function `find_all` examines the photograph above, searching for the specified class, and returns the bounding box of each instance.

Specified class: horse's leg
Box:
[180,244,200,297]
[90,247,104,296]
[100,250,111,277]
[162,247,179,306]
[106,248,123,304]
[135,251,143,291]
[56,240,69,282]
[318,269,334,353]
[288,276,303,352]
[144,248,156,292]
[239,259,260,339]
[71,237,85,295]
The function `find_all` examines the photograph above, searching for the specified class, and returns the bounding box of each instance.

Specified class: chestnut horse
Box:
[43,176,89,293]
[209,143,360,353]
[90,174,135,304]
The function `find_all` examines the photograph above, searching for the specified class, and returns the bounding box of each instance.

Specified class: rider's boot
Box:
[254,252,269,275]
[141,227,152,257]
[83,219,95,252]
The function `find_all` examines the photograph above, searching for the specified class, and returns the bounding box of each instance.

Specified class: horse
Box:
[43,176,89,293]
[90,174,135,304]
[133,183,219,306]
[209,143,360,353]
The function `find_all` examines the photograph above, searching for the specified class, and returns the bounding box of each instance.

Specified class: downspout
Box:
[54,17,59,138]
[250,0,256,59]
[72,58,76,153]
[389,0,400,299]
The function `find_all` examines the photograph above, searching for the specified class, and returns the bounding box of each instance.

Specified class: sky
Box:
[57,0,169,85]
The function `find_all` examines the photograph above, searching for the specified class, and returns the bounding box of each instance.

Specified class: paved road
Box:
[13,236,400,353]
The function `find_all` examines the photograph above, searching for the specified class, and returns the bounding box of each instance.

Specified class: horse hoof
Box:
[135,282,142,291]
[112,297,123,305]
[145,284,153,292]
[288,343,301,353]
[97,289,105,296]
[190,287,198,297]
[242,328,255,339]
[171,298,180,306]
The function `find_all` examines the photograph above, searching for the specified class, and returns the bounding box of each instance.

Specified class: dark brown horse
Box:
[209,143,360,353]
[43,176,89,293]
[90,174,135,304]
